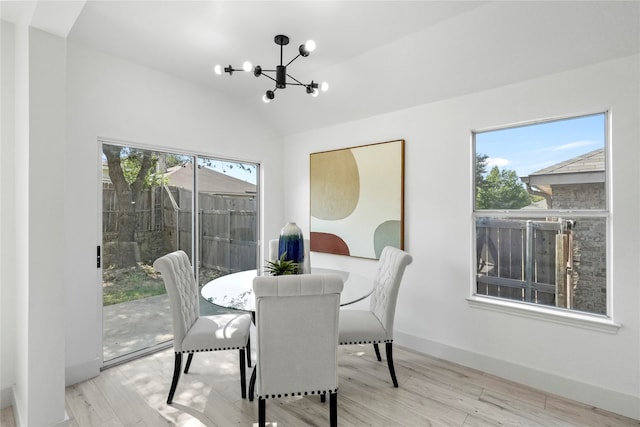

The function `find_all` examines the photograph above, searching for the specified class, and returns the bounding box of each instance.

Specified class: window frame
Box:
[469,112,619,332]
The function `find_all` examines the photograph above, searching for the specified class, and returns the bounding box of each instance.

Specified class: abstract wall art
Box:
[309,139,404,259]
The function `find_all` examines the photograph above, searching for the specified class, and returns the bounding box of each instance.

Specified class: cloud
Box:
[486,157,510,167]
[553,140,598,151]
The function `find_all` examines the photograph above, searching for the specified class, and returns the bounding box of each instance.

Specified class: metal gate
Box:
[476,217,574,308]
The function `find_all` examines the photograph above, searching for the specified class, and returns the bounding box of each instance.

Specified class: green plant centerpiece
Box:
[265,252,300,276]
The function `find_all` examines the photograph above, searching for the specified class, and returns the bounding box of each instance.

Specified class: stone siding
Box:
[552,183,606,314]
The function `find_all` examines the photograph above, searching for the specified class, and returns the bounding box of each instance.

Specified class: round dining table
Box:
[201,267,374,313]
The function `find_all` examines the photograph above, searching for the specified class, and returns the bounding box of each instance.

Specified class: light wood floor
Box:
[2,345,638,426]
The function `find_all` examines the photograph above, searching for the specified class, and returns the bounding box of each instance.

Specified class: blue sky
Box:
[199,157,257,184]
[475,113,605,178]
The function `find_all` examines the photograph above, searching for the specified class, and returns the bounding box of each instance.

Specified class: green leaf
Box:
[264,252,300,276]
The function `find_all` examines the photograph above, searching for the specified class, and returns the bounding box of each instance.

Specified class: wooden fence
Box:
[103,183,257,273]
[476,217,572,307]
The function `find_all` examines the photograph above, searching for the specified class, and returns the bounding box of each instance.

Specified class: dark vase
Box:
[278,222,304,273]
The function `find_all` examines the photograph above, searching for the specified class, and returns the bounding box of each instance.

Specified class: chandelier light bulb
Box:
[311,88,319,97]
[321,81,329,92]
[305,40,316,53]
[213,64,222,75]
[262,94,271,103]
[242,61,252,72]
[263,90,275,103]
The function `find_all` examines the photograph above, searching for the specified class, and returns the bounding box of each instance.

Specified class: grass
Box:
[102,263,165,306]
[102,263,226,306]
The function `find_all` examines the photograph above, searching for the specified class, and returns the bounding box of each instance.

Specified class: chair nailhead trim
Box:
[180,346,245,353]
[339,339,393,345]
[258,388,338,399]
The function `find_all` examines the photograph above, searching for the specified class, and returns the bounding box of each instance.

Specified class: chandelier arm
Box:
[286,74,307,86]
[285,54,302,68]
[260,74,277,83]
[224,67,244,75]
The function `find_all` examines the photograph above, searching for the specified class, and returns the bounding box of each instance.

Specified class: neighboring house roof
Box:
[166,163,256,196]
[103,162,256,196]
[524,199,549,209]
[521,148,605,196]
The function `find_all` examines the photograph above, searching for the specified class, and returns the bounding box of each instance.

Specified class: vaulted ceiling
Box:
[3,1,639,136]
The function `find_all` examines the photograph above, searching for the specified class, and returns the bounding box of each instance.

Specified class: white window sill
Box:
[467,295,621,334]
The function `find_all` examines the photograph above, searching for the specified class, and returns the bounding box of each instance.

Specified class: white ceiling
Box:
[4,1,640,136]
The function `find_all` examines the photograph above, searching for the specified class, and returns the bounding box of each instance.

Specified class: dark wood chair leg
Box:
[248,365,257,401]
[330,392,338,427]
[246,335,252,367]
[258,397,266,427]
[385,342,398,387]
[239,348,247,399]
[167,353,182,404]
[373,343,382,361]
[183,352,194,374]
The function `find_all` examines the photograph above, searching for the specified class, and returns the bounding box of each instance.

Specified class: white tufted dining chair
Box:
[268,238,311,274]
[253,274,343,427]
[338,246,413,387]
[153,250,252,404]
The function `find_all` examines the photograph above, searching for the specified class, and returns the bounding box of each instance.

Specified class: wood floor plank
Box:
[478,389,574,427]
[2,345,639,426]
[99,363,173,426]
[389,349,486,398]
[402,374,550,426]
[65,380,119,426]
[545,394,640,427]
[477,372,548,409]
[0,405,16,427]
[339,368,465,426]
[201,390,257,426]
[337,394,403,427]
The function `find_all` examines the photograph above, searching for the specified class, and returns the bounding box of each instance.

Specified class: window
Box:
[473,113,608,316]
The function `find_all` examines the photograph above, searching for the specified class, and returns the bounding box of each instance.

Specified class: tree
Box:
[475,153,490,199]
[103,145,161,267]
[476,166,533,209]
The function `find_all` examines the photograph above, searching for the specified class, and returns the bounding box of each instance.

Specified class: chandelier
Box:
[214,34,328,103]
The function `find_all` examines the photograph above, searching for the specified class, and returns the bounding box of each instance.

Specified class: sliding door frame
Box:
[98,137,261,368]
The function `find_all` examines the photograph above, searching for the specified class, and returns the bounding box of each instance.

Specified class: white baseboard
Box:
[7,385,69,426]
[395,330,640,421]
[10,385,22,426]
[51,412,71,427]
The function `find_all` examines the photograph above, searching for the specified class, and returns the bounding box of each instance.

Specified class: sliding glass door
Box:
[101,142,259,366]
[196,156,258,295]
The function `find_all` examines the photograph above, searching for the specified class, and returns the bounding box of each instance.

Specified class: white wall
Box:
[64,41,285,383]
[284,55,640,419]
[0,19,17,411]
[1,22,69,425]
[27,27,68,426]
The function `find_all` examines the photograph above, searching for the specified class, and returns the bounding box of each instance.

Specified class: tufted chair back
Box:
[368,246,413,340]
[254,273,343,397]
[253,273,343,426]
[152,250,200,353]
